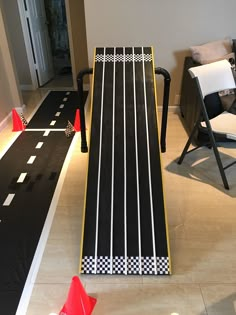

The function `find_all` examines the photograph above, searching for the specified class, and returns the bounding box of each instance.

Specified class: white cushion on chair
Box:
[201,111,236,139]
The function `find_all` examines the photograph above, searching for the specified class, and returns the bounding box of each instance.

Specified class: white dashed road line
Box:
[27,156,36,164]
[43,130,50,136]
[3,194,15,206]
[17,173,27,183]
[50,120,56,126]
[35,142,43,149]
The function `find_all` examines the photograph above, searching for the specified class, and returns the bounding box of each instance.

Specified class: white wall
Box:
[0,1,22,123]
[84,0,236,106]
[2,0,32,87]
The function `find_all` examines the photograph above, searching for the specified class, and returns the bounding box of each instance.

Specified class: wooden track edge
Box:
[78,48,97,273]
[152,46,172,274]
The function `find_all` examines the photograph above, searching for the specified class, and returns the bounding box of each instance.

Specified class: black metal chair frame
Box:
[178,76,236,190]
[77,67,171,154]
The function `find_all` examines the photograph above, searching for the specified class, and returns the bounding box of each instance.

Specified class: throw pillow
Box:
[190,38,232,64]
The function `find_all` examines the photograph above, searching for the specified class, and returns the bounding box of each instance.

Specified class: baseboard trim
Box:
[158,105,180,113]
[20,84,34,91]
[0,112,12,131]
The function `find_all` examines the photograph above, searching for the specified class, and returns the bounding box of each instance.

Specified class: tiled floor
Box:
[1,89,236,315]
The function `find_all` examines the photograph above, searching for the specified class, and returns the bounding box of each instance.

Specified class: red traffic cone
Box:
[12,109,25,131]
[73,109,81,132]
[59,276,97,315]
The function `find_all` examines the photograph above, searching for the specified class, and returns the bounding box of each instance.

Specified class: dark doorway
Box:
[44,0,73,87]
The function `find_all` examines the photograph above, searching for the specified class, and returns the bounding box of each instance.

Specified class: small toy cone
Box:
[12,109,25,131]
[73,109,81,132]
[59,276,97,315]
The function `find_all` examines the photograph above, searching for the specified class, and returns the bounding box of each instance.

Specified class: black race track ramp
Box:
[80,47,171,276]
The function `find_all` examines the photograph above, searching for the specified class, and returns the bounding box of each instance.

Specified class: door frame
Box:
[17,0,75,89]
[17,0,38,89]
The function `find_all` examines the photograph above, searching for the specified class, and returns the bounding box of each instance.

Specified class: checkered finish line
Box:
[95,53,153,63]
[80,47,171,276]
[81,256,170,275]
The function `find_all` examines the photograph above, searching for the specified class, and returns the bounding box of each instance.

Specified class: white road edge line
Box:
[26,129,65,132]
[0,132,22,160]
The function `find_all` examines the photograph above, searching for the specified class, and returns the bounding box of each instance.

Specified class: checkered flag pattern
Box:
[142,257,156,275]
[95,53,152,63]
[81,256,170,275]
[20,113,28,126]
[81,256,95,274]
[156,257,170,275]
[65,120,75,137]
[113,256,126,274]
[96,256,111,274]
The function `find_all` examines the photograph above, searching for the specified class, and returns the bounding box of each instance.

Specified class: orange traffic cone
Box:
[12,109,25,131]
[73,109,81,132]
[59,276,97,315]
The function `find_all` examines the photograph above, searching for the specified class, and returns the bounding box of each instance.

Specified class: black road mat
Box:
[0,90,87,314]
[26,91,88,129]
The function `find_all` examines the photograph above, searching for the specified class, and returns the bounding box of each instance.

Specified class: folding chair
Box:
[178,59,236,189]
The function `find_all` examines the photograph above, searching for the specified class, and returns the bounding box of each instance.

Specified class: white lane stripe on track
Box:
[94,47,106,274]
[59,104,64,109]
[50,120,56,126]
[63,98,68,102]
[17,172,27,183]
[27,156,36,164]
[3,194,15,206]
[123,47,128,275]
[141,47,157,275]
[55,112,61,117]
[109,47,116,274]
[132,47,142,275]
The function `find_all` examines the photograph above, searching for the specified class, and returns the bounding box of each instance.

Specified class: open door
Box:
[25,0,54,86]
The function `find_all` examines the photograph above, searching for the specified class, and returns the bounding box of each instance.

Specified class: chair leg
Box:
[178,121,229,189]
[178,122,199,165]
[182,77,230,189]
[207,131,229,190]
